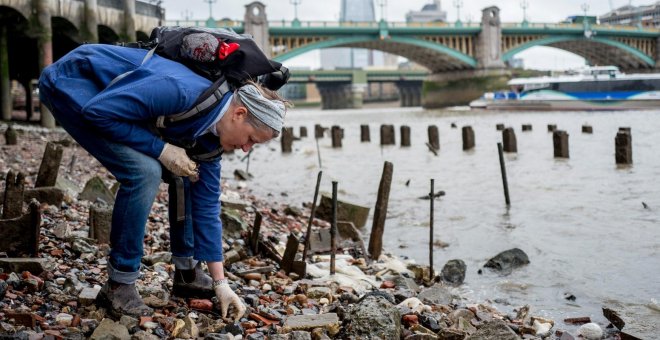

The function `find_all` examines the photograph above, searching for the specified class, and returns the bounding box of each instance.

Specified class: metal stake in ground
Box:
[497,143,511,206]
[330,180,338,275]
[315,135,322,168]
[429,178,435,281]
[245,148,253,175]
[302,170,323,260]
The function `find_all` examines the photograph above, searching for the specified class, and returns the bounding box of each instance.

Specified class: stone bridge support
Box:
[1,26,10,121]
[316,83,366,110]
[244,2,270,57]
[121,0,136,42]
[396,81,422,107]
[35,0,55,128]
[83,0,99,43]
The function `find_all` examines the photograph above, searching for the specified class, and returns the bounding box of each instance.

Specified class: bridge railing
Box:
[268,20,482,28]
[165,19,243,29]
[502,22,660,32]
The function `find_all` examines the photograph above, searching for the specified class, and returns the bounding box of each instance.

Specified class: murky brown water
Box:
[224,106,660,336]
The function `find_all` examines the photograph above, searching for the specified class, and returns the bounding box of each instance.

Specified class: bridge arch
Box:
[272,36,477,72]
[503,36,655,70]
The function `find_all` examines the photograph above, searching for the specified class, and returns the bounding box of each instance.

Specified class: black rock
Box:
[419,313,442,333]
[224,323,244,336]
[359,290,395,304]
[0,280,7,299]
[441,259,466,285]
[247,332,265,340]
[244,294,259,308]
[483,248,529,274]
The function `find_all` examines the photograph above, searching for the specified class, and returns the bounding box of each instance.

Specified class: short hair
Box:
[231,81,291,139]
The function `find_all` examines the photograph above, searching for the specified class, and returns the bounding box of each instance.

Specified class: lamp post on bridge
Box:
[453,0,463,27]
[520,0,529,27]
[581,3,593,38]
[376,0,387,22]
[203,0,217,28]
[290,0,302,27]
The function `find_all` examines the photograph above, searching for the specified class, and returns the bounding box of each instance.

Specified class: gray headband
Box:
[237,85,286,132]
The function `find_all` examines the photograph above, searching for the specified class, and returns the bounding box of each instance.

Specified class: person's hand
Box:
[158,143,197,177]
[214,281,246,321]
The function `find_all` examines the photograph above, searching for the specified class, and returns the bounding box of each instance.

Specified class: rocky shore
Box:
[0,125,638,339]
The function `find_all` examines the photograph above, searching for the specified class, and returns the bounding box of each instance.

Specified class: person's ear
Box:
[233,106,248,121]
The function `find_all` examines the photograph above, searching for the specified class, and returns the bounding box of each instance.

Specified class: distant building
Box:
[406,0,447,23]
[600,3,660,27]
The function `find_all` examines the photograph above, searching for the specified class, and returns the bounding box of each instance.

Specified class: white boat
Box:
[470,66,660,110]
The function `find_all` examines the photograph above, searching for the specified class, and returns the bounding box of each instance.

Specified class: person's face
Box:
[216,106,274,152]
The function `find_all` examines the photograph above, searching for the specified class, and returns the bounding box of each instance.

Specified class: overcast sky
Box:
[159,0,634,70]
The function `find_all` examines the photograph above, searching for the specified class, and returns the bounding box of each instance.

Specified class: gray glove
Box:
[158,143,197,177]
[214,281,246,322]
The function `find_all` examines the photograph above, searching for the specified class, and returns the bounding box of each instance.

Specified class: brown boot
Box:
[172,262,214,298]
[97,280,153,318]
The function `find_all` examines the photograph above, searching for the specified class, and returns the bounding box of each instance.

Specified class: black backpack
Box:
[118,26,289,129]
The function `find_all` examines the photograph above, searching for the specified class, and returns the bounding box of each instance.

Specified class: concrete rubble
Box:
[0,127,634,339]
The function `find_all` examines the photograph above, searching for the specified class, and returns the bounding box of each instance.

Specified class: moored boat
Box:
[470,66,660,110]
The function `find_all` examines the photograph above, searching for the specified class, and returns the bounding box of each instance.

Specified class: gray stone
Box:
[283,314,340,336]
[417,284,455,305]
[205,333,235,340]
[465,319,519,340]
[79,287,101,306]
[221,208,249,239]
[79,176,115,204]
[268,335,289,340]
[289,331,311,340]
[119,315,138,329]
[55,176,81,197]
[343,295,401,339]
[142,252,172,266]
[0,258,46,275]
[441,259,466,285]
[131,330,160,340]
[140,286,170,308]
[315,195,370,228]
[71,237,98,254]
[89,202,113,244]
[90,318,130,340]
[306,287,332,300]
[52,222,72,239]
[483,248,530,274]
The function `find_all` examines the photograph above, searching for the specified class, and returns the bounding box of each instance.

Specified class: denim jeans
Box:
[40,84,197,284]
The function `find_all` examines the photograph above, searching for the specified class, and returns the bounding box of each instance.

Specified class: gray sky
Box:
[159,0,632,70]
[161,0,619,22]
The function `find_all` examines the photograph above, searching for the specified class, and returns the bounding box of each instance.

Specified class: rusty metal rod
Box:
[330,180,338,275]
[315,134,322,168]
[429,178,434,281]
[302,170,323,260]
[497,142,511,206]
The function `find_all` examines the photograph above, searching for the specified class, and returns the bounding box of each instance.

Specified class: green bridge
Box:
[3,1,660,125]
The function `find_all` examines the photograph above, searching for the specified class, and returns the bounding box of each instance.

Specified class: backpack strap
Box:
[155,79,231,128]
[107,47,157,88]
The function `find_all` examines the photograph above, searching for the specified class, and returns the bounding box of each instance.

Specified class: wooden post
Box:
[429,179,434,281]
[547,124,557,132]
[615,128,632,164]
[2,170,25,219]
[502,127,517,153]
[281,127,293,153]
[497,143,511,206]
[496,123,505,131]
[361,124,370,142]
[314,124,324,138]
[0,200,41,257]
[400,125,411,147]
[553,130,569,158]
[380,124,395,145]
[4,125,17,145]
[88,202,113,244]
[368,161,393,260]
[427,125,439,150]
[315,134,322,168]
[300,126,308,138]
[302,171,322,260]
[250,212,262,254]
[281,233,299,274]
[522,124,532,131]
[462,126,475,150]
[582,125,593,134]
[331,125,342,148]
[35,142,63,188]
[330,181,338,275]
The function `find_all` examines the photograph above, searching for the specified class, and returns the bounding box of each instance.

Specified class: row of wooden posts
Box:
[279,123,634,165]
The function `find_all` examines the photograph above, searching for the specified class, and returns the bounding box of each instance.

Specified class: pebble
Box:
[577,323,603,340]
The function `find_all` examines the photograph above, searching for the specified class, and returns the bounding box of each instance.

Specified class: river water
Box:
[223,105,660,336]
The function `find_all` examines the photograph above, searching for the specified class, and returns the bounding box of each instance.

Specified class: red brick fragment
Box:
[402,314,419,327]
[189,299,213,311]
[249,313,280,326]
[380,281,395,289]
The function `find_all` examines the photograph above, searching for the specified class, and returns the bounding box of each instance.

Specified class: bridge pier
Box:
[1,26,10,121]
[82,0,99,43]
[34,0,55,128]
[316,83,365,110]
[244,2,270,57]
[396,81,422,107]
[121,0,136,42]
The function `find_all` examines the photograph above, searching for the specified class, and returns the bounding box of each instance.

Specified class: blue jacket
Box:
[39,44,230,261]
